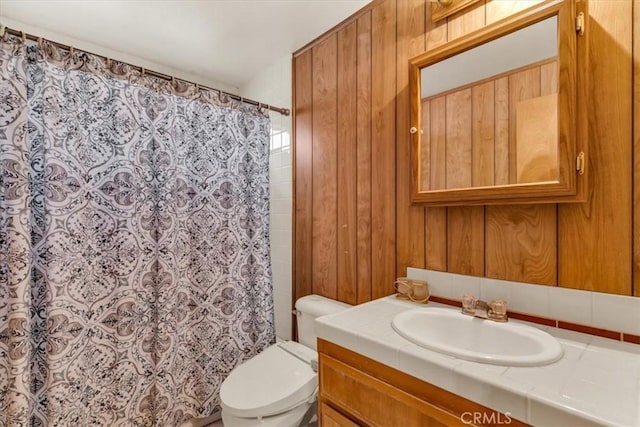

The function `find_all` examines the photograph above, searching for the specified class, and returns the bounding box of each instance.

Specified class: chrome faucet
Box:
[461,295,508,322]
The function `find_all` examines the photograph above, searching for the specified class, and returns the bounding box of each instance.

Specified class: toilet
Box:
[220,295,351,426]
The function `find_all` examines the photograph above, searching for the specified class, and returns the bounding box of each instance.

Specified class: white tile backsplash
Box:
[408,268,481,300]
[506,281,552,318]
[592,292,640,336]
[479,278,512,303]
[240,54,292,341]
[407,267,640,337]
[548,286,593,326]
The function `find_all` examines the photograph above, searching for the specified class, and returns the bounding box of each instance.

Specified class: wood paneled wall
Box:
[635,0,640,297]
[293,0,636,305]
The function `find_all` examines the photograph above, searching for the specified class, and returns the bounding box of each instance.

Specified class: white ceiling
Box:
[0,0,369,90]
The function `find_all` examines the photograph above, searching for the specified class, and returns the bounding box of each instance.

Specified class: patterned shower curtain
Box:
[0,35,275,426]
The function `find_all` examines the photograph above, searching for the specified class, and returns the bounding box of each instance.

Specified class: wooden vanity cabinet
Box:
[318,339,528,427]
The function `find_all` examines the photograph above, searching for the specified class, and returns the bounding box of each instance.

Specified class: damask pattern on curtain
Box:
[0,35,274,426]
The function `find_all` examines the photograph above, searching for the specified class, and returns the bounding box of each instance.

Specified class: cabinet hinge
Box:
[576,152,585,175]
[575,12,585,36]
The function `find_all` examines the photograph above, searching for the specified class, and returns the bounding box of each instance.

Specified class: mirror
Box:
[410,0,587,205]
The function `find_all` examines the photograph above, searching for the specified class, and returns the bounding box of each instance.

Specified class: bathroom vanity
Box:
[318,339,523,426]
[316,297,640,426]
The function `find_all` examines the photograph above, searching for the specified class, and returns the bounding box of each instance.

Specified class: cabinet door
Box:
[320,354,459,427]
[410,0,589,206]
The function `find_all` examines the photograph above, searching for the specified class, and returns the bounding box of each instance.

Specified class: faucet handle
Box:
[461,294,477,315]
[488,299,508,322]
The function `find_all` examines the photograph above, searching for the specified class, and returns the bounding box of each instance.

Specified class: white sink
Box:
[391,307,563,367]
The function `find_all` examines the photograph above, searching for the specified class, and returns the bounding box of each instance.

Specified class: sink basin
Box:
[391,307,563,367]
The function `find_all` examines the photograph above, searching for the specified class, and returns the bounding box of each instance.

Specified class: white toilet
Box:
[220,295,351,427]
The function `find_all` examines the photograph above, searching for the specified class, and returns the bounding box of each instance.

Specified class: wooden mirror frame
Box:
[410,0,588,206]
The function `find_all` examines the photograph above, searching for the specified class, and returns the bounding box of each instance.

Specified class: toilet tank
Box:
[295,295,351,351]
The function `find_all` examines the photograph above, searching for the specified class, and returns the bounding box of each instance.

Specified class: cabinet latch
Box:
[575,12,585,36]
[576,152,585,175]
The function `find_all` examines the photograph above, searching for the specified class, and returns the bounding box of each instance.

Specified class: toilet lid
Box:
[220,342,317,419]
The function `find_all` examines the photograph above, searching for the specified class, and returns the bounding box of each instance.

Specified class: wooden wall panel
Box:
[442,0,486,280]
[447,207,485,275]
[635,0,640,297]
[486,205,557,285]
[371,0,397,299]
[337,23,358,305]
[558,0,632,294]
[293,0,637,309]
[490,63,559,286]
[424,2,448,272]
[447,0,486,41]
[356,12,373,304]
[485,0,543,25]
[293,51,313,300]
[311,35,338,299]
[425,0,448,50]
[396,0,426,277]
[425,207,447,271]
[425,95,448,270]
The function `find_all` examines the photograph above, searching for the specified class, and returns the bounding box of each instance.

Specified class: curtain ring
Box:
[37,37,43,48]
[20,31,26,43]
[69,46,75,57]
[141,67,146,76]
[0,24,6,38]
[106,57,112,68]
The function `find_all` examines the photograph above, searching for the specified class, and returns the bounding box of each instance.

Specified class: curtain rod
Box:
[0,25,291,117]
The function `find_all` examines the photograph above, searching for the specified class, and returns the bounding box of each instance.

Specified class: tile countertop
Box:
[315,296,640,427]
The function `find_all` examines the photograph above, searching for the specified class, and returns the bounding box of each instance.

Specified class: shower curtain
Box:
[0,35,274,426]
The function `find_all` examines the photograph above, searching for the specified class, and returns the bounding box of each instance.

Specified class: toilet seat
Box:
[220,341,318,419]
